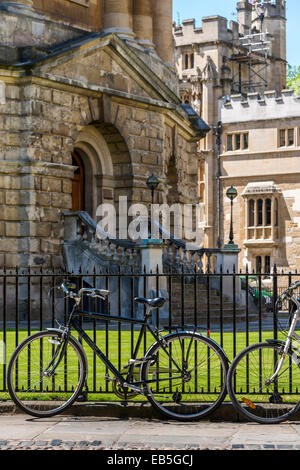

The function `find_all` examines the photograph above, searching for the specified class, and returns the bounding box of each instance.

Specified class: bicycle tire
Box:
[141,331,229,421]
[7,330,87,418]
[227,342,300,424]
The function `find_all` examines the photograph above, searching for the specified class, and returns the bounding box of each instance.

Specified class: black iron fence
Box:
[0,265,299,396]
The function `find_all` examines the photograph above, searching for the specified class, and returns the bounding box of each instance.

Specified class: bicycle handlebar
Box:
[288,280,300,292]
[59,283,110,301]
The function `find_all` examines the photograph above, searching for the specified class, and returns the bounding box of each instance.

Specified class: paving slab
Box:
[0,414,300,450]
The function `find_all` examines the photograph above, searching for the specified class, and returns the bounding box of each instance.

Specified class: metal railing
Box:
[0,265,298,396]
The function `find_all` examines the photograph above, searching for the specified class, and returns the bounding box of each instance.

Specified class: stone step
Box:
[171,307,246,316]
[171,286,219,296]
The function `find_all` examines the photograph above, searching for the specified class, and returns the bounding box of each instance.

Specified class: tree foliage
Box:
[287,64,300,95]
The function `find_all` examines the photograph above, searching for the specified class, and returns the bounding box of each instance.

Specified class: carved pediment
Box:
[32,34,179,105]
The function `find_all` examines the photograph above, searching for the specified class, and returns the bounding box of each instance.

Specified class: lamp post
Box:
[146,174,159,205]
[226,186,238,246]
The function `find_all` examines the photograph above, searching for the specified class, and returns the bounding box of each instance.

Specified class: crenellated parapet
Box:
[173,16,238,46]
[173,16,240,47]
[221,89,300,123]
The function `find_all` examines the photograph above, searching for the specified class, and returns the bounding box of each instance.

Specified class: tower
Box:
[251,0,287,91]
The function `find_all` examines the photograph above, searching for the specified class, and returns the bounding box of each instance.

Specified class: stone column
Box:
[103,0,134,38]
[152,0,173,65]
[202,65,215,249]
[132,0,153,47]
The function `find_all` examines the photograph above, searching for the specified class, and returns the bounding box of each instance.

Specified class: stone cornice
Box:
[220,172,300,180]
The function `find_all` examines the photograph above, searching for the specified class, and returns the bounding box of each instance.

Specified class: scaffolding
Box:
[230,1,273,95]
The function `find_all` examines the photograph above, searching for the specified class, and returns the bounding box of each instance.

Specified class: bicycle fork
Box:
[43,328,70,377]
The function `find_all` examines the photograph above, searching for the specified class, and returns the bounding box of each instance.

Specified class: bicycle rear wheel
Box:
[227,342,300,424]
[7,330,87,418]
[141,332,228,421]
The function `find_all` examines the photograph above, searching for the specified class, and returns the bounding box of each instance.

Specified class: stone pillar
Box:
[152,0,173,65]
[132,0,153,47]
[215,248,241,304]
[136,237,168,325]
[103,0,134,38]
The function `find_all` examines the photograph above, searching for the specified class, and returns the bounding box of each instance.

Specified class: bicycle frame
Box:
[267,296,300,385]
[51,300,185,397]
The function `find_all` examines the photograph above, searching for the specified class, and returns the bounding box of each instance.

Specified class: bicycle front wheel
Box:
[7,330,87,418]
[141,332,228,421]
[227,342,300,424]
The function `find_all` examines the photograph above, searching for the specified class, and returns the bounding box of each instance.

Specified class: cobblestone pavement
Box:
[1,414,300,450]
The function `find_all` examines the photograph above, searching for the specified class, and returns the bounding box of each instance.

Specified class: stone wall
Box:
[0,69,203,269]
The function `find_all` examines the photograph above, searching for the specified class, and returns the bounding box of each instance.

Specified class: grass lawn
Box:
[0,328,291,402]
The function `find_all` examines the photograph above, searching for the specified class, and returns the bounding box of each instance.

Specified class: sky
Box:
[173,0,299,67]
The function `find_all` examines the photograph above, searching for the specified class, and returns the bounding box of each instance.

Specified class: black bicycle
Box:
[7,282,229,421]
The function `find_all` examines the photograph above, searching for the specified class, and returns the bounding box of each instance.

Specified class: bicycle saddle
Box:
[134,297,166,309]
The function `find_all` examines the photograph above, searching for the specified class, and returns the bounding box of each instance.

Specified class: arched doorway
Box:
[72,151,85,212]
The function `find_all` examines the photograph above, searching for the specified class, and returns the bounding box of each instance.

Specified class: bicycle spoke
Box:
[142,332,228,420]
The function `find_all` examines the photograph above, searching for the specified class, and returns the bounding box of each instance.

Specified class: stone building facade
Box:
[220,89,300,273]
[173,0,300,272]
[0,0,208,269]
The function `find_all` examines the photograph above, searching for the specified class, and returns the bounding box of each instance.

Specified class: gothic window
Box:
[279,129,286,147]
[183,52,194,70]
[190,53,194,69]
[265,255,271,274]
[243,184,280,243]
[288,128,294,146]
[265,198,272,226]
[274,198,279,227]
[226,133,249,151]
[256,256,271,274]
[227,134,233,151]
[257,199,263,226]
[279,128,295,147]
[249,199,255,227]
[184,54,189,70]
[256,256,262,273]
